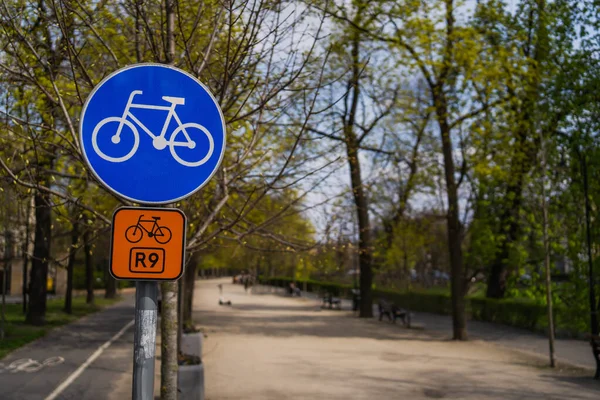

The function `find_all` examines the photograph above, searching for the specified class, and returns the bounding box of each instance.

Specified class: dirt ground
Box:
[195,279,600,400]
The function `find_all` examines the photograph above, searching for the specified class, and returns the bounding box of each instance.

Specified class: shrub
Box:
[470,297,546,330]
[259,276,585,336]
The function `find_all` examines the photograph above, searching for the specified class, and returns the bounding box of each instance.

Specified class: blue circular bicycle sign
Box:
[80,64,226,204]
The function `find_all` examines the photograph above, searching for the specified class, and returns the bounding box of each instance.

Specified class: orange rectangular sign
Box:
[110,207,186,281]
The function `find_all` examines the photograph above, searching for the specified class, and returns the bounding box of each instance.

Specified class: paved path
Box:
[416,310,595,371]
[197,279,600,400]
[0,295,138,400]
[294,289,596,372]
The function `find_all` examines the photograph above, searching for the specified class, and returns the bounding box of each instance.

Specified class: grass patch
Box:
[0,295,121,360]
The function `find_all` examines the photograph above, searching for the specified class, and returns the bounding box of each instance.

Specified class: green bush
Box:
[259,276,584,336]
[73,267,105,290]
[470,297,546,330]
[373,289,455,315]
[258,276,353,297]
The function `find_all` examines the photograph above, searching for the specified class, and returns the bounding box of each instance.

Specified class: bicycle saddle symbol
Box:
[91,90,214,167]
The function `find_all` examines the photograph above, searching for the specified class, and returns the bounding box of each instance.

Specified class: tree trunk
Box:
[160,2,178,398]
[183,256,197,327]
[84,227,94,305]
[346,137,373,318]
[486,150,527,298]
[486,246,510,298]
[434,88,467,341]
[26,191,52,326]
[2,225,14,339]
[582,154,599,380]
[177,278,183,354]
[105,263,117,299]
[160,281,178,400]
[344,21,373,318]
[540,127,555,368]
[64,216,80,314]
[4,232,13,294]
[1,268,5,340]
[22,196,32,314]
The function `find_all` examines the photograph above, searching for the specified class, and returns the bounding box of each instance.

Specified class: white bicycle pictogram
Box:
[0,357,65,374]
[91,90,214,167]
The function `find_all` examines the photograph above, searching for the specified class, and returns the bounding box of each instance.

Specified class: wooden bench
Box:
[591,335,600,379]
[378,300,408,326]
[321,294,342,310]
[287,283,302,297]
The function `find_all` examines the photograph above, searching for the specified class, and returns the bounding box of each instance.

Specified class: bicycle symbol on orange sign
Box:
[125,215,172,244]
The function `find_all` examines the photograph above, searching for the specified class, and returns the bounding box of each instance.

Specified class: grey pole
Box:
[133,280,159,399]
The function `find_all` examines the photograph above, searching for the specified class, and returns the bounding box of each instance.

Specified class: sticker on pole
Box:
[80,63,226,204]
[110,207,186,281]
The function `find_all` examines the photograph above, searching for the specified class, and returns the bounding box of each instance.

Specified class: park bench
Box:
[287,283,302,297]
[591,335,600,379]
[378,299,408,326]
[321,293,342,310]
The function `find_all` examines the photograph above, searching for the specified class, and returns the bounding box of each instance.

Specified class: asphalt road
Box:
[0,296,136,400]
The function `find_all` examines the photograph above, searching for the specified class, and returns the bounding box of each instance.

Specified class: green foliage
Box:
[374,288,455,315]
[72,265,105,290]
[469,297,546,331]
[191,188,316,277]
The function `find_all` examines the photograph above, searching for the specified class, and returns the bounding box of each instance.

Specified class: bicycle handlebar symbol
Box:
[92,90,214,167]
[125,215,172,244]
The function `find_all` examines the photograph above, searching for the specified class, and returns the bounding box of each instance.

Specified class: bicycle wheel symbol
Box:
[169,123,214,167]
[125,224,172,244]
[92,117,140,162]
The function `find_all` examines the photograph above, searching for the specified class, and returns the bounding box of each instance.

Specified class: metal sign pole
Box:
[132,280,159,400]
